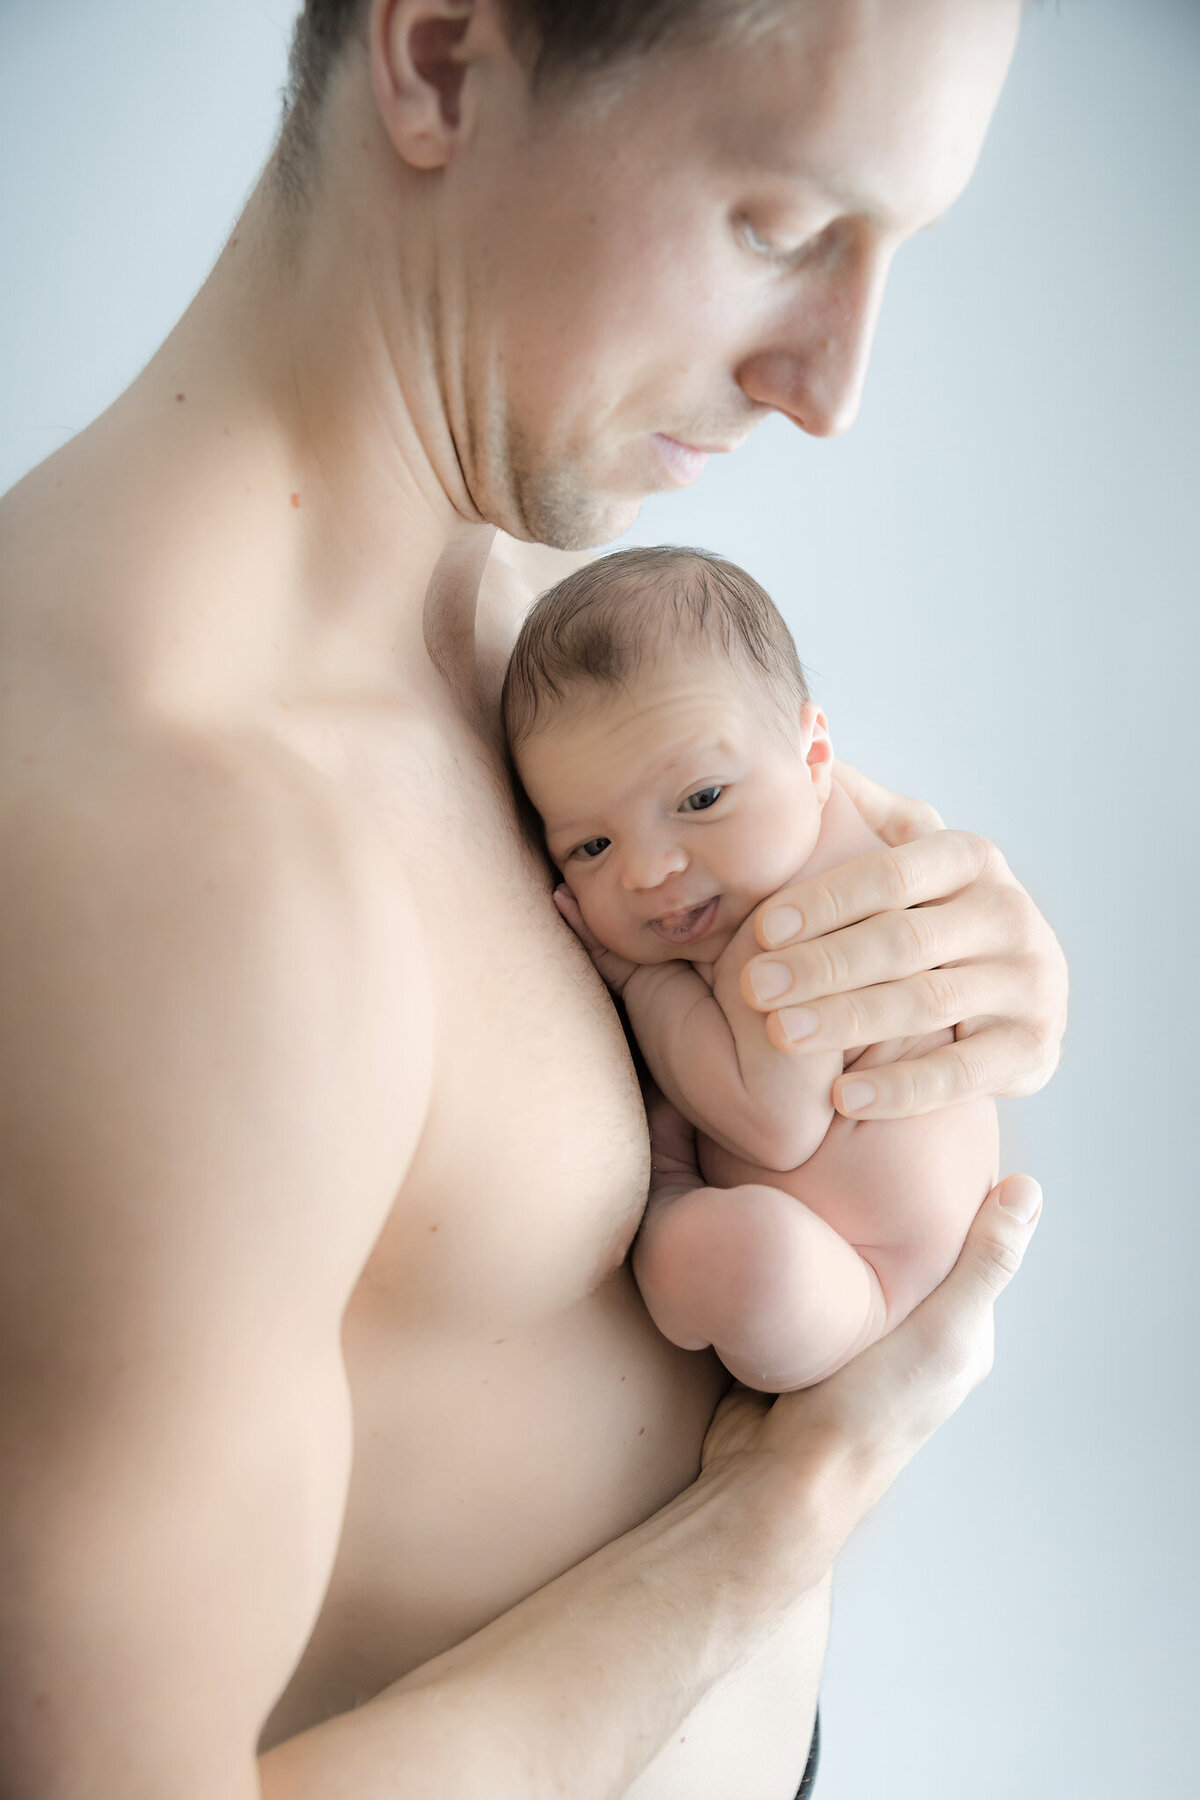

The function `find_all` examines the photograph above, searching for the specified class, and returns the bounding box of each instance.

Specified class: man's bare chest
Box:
[274,696,652,1319]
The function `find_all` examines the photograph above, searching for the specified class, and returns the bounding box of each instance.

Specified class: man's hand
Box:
[701,1173,1044,1518]
[738,764,1068,1120]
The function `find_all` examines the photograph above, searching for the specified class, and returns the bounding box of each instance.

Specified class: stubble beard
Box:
[501,415,642,552]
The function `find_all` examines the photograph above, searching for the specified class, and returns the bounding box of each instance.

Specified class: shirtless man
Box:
[0,3,1065,1797]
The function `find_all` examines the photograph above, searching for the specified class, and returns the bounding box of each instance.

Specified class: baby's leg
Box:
[632,1182,887,1393]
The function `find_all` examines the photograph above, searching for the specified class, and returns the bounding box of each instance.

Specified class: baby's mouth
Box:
[649,896,720,945]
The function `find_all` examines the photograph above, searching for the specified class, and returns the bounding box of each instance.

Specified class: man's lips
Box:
[651,434,736,487]
[649,896,720,945]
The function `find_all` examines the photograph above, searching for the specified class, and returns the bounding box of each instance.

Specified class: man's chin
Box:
[507,459,645,551]
[537,495,645,553]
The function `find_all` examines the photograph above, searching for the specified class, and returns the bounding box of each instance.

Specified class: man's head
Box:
[273,0,1022,548]
[506,547,834,965]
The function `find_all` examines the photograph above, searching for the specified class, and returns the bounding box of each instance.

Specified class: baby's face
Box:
[516,656,830,966]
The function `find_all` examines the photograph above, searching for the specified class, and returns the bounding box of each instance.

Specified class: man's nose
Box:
[618,838,689,892]
[735,226,893,438]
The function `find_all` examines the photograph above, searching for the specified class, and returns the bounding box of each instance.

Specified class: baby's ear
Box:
[800,702,834,805]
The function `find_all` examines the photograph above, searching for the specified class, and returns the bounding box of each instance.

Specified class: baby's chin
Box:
[632,924,738,968]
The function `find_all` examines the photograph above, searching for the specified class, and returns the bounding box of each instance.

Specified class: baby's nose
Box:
[619,840,689,892]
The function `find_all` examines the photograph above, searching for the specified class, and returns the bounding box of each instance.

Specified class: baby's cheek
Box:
[571,885,623,951]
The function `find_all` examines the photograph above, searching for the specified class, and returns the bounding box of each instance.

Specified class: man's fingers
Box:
[744,876,1023,1012]
[832,761,946,844]
[826,1030,1037,1119]
[764,964,1030,1061]
[751,831,1006,955]
[906,1175,1042,1394]
[750,1176,1043,1507]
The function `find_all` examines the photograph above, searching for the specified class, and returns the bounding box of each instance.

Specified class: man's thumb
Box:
[971,1174,1042,1293]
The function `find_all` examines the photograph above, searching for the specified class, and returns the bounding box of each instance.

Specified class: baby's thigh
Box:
[634,1178,882,1368]
[795,1097,999,1324]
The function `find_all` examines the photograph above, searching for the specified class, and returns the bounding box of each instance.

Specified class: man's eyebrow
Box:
[764,165,950,238]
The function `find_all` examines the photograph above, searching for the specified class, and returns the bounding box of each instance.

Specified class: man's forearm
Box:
[258,1459,830,1800]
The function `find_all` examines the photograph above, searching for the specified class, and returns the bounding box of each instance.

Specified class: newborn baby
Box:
[502,547,998,1391]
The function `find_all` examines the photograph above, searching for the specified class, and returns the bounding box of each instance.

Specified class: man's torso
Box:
[0,453,825,1798]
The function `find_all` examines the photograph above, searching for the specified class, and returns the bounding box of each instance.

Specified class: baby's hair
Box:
[502,545,809,750]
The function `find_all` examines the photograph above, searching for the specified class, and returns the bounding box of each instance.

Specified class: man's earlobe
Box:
[373,0,477,171]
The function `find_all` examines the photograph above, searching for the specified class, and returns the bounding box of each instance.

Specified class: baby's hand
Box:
[553,886,640,998]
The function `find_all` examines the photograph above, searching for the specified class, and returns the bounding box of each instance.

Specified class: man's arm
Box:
[0,735,431,1799]
[259,1169,1042,1800]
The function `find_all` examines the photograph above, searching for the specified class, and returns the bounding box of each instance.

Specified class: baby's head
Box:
[503,547,834,966]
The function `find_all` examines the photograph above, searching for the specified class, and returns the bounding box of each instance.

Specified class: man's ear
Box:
[371,0,495,170]
[799,702,834,805]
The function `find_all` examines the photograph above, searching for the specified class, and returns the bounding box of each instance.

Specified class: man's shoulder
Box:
[6,712,417,915]
[1,718,435,1254]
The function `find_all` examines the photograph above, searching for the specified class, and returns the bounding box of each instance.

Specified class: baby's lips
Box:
[654,901,706,931]
[648,896,720,944]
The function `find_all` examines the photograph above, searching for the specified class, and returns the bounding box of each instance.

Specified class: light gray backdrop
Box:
[2,3,1197,1796]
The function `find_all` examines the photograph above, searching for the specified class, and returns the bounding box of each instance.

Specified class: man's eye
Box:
[573,837,611,860]
[738,213,826,268]
[740,217,781,260]
[681,786,722,813]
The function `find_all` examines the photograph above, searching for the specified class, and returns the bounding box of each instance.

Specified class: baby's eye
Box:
[572,836,612,860]
[681,786,723,814]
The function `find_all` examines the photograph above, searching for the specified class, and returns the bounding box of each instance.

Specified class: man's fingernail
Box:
[839,1080,875,1115]
[998,1176,1042,1223]
[761,905,804,948]
[778,1006,820,1042]
[749,961,792,1003]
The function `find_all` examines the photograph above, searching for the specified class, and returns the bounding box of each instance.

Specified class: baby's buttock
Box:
[698,1032,999,1328]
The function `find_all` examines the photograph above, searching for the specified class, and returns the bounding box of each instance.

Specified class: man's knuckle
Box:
[1002,1020,1057,1095]
[807,939,848,995]
[903,798,944,839]
[880,1058,920,1114]
[917,968,959,1024]
[966,831,1002,878]
[839,990,874,1043]
[947,1038,990,1097]
[881,847,922,908]
[897,906,939,966]
[995,880,1035,944]
[978,1235,1023,1289]
[803,878,841,933]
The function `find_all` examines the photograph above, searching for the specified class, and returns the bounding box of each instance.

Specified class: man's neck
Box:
[58,157,497,720]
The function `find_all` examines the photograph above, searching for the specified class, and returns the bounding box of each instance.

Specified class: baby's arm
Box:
[624,908,844,1170]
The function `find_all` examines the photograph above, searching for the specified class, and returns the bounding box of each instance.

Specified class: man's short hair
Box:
[279,1,790,182]
[501,545,811,751]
